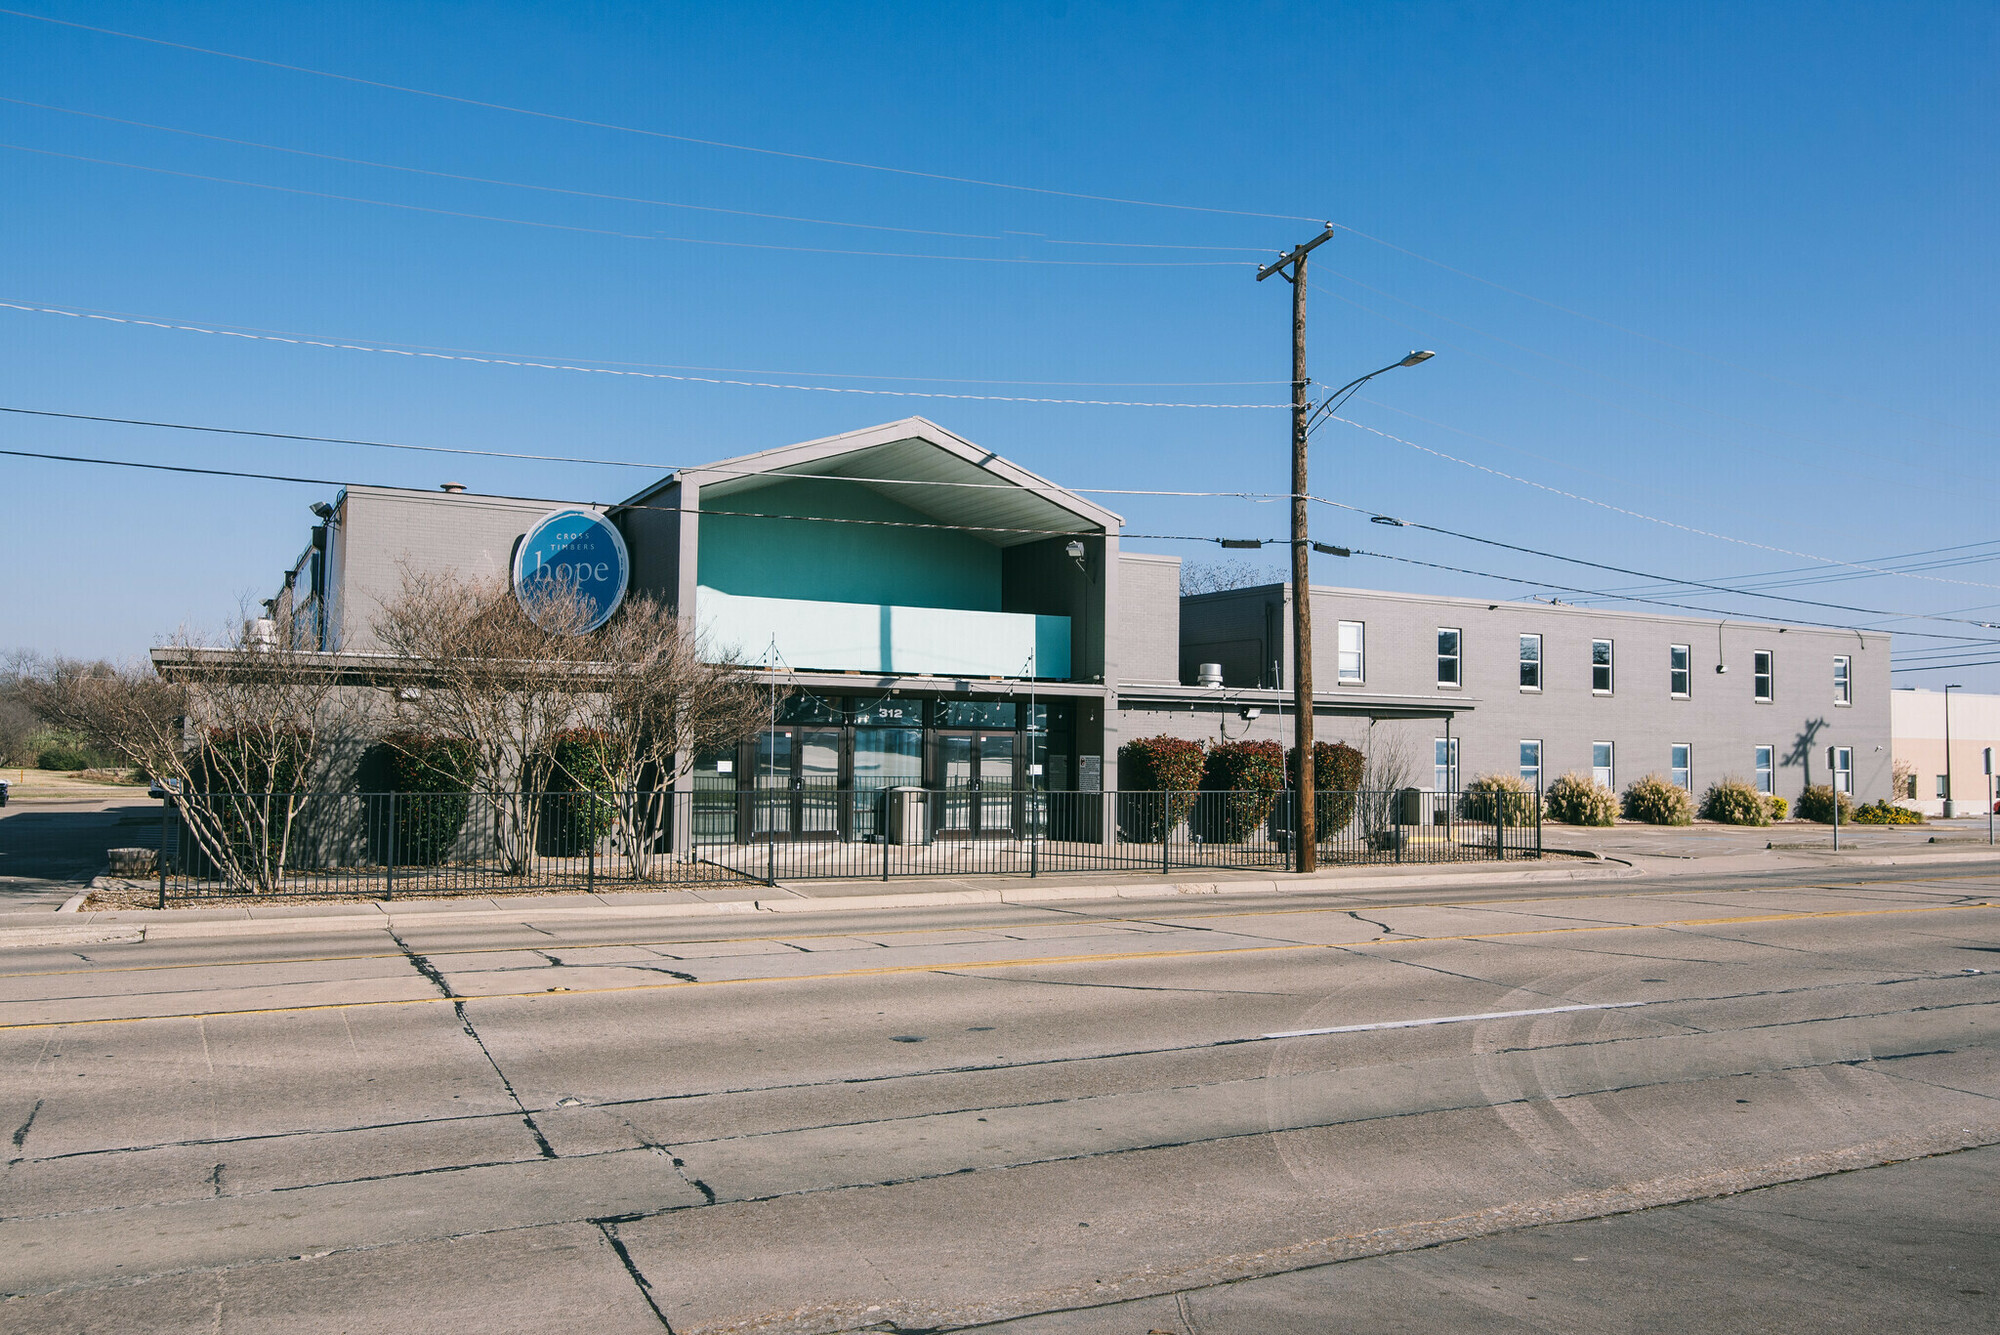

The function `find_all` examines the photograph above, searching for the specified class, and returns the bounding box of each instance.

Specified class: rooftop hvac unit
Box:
[1197,662,1224,688]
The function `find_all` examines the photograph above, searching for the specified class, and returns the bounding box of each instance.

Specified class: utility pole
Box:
[1258,226,1333,873]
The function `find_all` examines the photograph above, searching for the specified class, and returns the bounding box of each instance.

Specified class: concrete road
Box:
[1,864,1995,1332]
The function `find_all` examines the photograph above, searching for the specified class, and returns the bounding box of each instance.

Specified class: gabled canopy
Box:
[621,418,1121,546]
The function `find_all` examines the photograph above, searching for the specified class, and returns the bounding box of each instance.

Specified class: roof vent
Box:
[1197,662,1224,689]
[440,482,466,493]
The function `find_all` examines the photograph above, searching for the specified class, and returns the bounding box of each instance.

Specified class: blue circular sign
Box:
[513,508,630,633]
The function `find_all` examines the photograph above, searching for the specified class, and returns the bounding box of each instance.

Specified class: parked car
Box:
[0,777,9,807]
[148,777,182,801]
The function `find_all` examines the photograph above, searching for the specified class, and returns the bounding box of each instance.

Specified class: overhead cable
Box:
[6,441,1997,643]
[1325,412,2000,593]
[1,143,1254,267]
[0,96,1264,253]
[0,7,1319,224]
[0,303,1282,408]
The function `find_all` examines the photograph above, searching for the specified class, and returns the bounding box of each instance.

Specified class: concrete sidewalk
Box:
[4,826,1998,950]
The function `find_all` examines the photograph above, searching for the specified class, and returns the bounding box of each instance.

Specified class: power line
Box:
[1323,412,2000,593]
[11,438,1997,644]
[3,143,1255,267]
[0,6,1319,224]
[1,302,1284,408]
[0,96,1266,254]
[0,404,1299,502]
[1,298,1283,387]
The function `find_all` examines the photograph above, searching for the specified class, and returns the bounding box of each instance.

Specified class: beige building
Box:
[1892,687,2000,816]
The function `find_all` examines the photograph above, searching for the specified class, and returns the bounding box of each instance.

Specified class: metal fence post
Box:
[1535,783,1544,859]
[157,802,169,909]
[384,791,396,902]
[766,794,778,888]
[1162,793,1172,875]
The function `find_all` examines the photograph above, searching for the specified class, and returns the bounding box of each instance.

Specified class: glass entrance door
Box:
[751,727,842,840]
[937,731,1019,838]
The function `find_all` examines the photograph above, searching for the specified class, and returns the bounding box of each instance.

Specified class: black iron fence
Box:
[139,785,1540,902]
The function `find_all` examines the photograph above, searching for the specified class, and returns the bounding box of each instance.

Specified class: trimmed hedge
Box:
[1201,740,1287,843]
[1545,771,1617,826]
[1795,784,1854,824]
[1290,741,1365,834]
[1699,778,1770,827]
[1851,799,1924,825]
[1117,735,1208,840]
[540,728,624,856]
[1623,774,1694,826]
[1463,772,1537,823]
[381,731,476,866]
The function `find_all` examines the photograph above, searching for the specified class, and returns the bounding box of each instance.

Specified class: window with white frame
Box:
[1834,655,1851,705]
[1520,740,1543,787]
[1592,741,1614,789]
[1437,628,1461,688]
[1671,743,1692,791]
[1832,746,1852,793]
[1755,745,1774,794]
[1337,621,1365,684]
[1670,645,1691,698]
[1754,650,1774,702]
[1434,737,1459,791]
[1519,633,1542,691]
[1591,639,1613,694]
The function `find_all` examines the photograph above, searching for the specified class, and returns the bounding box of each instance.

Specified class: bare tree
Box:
[18,621,352,891]
[1354,720,1420,838]
[373,569,766,877]
[1180,559,1282,598]
[373,567,604,873]
[565,594,767,874]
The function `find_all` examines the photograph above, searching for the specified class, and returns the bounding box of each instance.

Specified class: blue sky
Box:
[2,1,1996,684]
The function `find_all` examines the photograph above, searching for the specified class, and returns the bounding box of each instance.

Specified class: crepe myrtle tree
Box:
[17,619,352,892]
[373,566,766,877]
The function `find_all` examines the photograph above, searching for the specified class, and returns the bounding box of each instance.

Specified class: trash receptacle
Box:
[884,787,929,846]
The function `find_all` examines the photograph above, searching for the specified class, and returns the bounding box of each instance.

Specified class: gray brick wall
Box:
[1150,583,1892,805]
[1111,553,1181,686]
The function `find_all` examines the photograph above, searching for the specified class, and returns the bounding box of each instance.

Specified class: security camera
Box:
[1716,664,1728,673]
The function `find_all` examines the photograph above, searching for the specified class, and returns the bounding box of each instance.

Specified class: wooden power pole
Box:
[1257,226,1333,873]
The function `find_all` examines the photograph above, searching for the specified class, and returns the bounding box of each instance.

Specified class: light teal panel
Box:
[698,477,1000,610]
[699,587,1069,677]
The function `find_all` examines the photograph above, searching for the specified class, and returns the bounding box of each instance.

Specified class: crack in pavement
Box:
[594,1219,677,1330]
[11,1097,42,1156]
[388,927,556,1160]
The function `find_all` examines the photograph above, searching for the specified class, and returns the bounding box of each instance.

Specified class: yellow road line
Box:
[1,901,1991,1032]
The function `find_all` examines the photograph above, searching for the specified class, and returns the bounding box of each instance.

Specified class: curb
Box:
[6,842,1995,950]
[1,860,1627,947]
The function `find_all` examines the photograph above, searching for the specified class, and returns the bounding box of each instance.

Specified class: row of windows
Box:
[1401,623,1853,704]
[1432,739,1854,795]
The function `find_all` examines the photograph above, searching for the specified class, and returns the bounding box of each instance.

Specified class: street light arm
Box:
[1305,352,1435,437]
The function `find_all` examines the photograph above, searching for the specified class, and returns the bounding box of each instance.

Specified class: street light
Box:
[1944,683,1963,817]
[1286,350,1435,872]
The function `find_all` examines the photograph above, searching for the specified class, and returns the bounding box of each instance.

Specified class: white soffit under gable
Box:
[688,418,1121,548]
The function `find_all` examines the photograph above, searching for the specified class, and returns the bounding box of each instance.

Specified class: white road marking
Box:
[1262,1000,1646,1040]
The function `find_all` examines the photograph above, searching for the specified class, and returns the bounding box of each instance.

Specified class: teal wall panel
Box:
[698,478,1000,610]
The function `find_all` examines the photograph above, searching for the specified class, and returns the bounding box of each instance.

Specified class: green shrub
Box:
[1622,773,1694,825]
[1289,740,1365,833]
[36,744,93,771]
[1795,785,1853,824]
[539,728,623,856]
[1851,799,1924,825]
[1462,772,1537,823]
[1765,794,1789,821]
[381,731,476,866]
[1118,735,1208,840]
[1545,771,1617,826]
[1699,778,1770,827]
[1201,740,1287,843]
